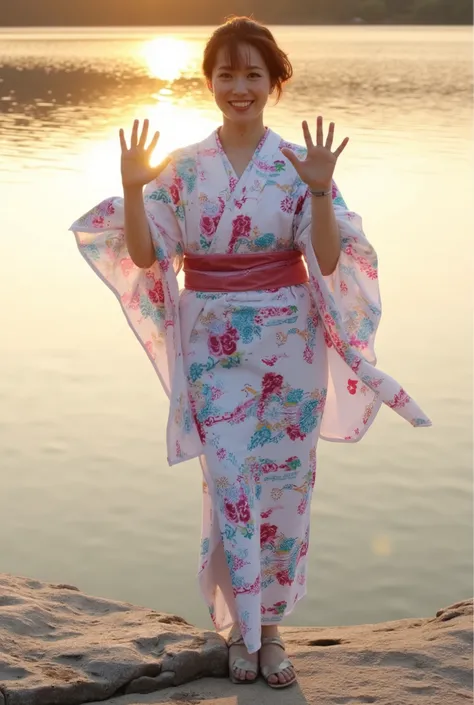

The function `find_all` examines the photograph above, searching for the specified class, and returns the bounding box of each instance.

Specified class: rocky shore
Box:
[0,573,472,705]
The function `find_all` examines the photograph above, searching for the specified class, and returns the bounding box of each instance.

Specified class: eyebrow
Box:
[217,65,263,71]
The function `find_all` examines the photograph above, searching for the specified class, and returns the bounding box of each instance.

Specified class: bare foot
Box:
[260,627,296,687]
[228,625,258,683]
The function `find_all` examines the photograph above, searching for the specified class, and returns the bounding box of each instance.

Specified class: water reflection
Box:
[0,64,206,124]
[0,27,471,164]
[142,36,201,81]
[0,26,472,629]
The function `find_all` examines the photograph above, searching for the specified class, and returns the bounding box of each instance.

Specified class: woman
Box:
[70,17,431,690]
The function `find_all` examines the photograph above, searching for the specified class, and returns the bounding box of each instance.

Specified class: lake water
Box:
[0,26,472,630]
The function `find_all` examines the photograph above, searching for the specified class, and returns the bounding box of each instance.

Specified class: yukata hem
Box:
[215,589,308,655]
[320,396,384,444]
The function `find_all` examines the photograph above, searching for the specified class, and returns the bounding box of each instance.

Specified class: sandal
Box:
[260,634,297,689]
[227,624,259,684]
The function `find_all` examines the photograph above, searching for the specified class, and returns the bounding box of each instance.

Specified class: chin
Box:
[222,107,265,124]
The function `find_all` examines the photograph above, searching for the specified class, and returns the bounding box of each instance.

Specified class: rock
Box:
[124,671,175,694]
[1,572,472,705]
[0,574,227,705]
[89,597,473,704]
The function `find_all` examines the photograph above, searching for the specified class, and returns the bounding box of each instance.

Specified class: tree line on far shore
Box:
[0,0,471,26]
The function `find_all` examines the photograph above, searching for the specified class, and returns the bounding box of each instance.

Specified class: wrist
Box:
[123,184,144,197]
[308,182,332,194]
[309,187,332,199]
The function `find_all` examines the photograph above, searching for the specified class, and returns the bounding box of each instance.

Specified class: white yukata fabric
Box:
[70,127,431,652]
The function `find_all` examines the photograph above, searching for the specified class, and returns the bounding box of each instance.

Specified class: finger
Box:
[146,131,160,157]
[138,118,149,149]
[119,128,128,153]
[316,115,324,146]
[280,147,300,169]
[302,121,314,150]
[131,119,139,148]
[325,122,335,150]
[334,136,350,158]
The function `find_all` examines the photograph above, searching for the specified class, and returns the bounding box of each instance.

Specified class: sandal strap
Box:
[228,634,245,647]
[227,624,245,647]
[260,637,294,682]
[231,656,259,676]
[261,635,286,650]
[261,658,293,679]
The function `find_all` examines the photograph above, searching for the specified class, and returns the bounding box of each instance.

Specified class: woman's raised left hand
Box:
[280,117,349,192]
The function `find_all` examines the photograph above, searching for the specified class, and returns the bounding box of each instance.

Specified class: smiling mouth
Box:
[229,100,254,109]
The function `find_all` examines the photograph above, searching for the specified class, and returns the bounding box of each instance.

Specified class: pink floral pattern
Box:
[208,325,239,356]
[228,214,252,253]
[70,126,431,656]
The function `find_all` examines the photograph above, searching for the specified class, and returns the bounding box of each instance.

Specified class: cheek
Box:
[254,78,272,95]
[212,87,227,106]
[210,80,225,98]
[255,84,271,102]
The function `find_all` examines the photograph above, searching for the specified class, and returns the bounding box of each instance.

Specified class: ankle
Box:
[261,624,280,637]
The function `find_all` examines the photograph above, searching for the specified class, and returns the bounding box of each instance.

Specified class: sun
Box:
[142,37,195,82]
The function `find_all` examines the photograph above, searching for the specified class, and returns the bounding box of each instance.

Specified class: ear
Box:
[206,79,214,93]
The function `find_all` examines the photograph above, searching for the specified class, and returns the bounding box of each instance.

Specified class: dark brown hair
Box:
[202,17,293,100]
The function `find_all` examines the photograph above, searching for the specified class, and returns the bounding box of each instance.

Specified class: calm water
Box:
[0,26,472,630]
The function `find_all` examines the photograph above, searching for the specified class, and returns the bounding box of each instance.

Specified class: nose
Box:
[232,77,249,95]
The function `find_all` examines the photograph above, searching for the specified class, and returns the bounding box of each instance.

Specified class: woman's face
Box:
[210,43,272,124]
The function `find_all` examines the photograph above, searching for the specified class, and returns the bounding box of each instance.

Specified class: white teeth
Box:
[230,101,252,107]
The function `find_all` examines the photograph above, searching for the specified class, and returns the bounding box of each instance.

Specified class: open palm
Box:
[119,119,170,189]
[281,117,349,191]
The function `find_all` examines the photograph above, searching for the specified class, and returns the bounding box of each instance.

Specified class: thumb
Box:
[151,155,172,179]
[280,148,300,170]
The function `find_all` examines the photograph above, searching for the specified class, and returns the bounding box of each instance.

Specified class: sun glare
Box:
[79,36,218,201]
[142,37,195,82]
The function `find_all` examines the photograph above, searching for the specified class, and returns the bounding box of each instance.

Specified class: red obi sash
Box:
[183,251,308,292]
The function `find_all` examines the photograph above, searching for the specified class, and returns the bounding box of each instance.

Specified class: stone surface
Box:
[91,598,473,705]
[0,574,227,705]
[0,573,472,705]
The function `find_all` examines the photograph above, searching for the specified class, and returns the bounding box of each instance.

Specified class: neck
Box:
[219,117,266,152]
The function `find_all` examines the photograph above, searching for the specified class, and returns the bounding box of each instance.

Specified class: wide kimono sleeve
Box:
[294,182,381,365]
[293,180,431,442]
[69,156,203,464]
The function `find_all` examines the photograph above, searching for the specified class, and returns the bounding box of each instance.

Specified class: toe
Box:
[246,670,256,681]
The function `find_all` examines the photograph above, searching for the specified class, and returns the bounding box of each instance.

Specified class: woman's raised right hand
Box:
[119,119,171,190]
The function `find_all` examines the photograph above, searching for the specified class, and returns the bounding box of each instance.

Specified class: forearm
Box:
[310,193,340,276]
[124,186,156,268]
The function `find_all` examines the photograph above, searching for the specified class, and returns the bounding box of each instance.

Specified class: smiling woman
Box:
[68,15,431,694]
[202,21,292,100]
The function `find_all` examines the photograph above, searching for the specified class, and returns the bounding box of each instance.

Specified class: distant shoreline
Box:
[0,22,472,28]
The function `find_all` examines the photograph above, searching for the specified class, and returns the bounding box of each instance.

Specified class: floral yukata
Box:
[70,127,431,653]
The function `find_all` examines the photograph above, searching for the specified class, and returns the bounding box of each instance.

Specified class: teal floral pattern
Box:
[70,126,431,656]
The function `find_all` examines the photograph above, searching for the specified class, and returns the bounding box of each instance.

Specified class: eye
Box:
[218,72,232,79]
[249,72,262,78]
